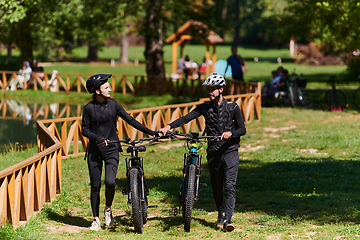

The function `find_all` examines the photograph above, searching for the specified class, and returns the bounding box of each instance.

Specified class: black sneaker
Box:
[215,212,225,229]
[223,219,235,232]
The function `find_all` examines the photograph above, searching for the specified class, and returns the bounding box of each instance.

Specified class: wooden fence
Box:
[0,71,260,97]
[0,90,261,228]
[0,121,62,228]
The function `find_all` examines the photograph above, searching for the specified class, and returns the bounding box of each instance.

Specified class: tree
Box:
[126,0,214,78]
[78,0,123,61]
[284,0,360,54]
[143,0,165,77]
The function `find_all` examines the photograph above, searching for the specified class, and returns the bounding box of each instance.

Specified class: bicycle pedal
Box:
[122,187,128,195]
[199,183,208,187]
[169,206,179,216]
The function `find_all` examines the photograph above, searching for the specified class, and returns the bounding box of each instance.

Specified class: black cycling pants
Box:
[207,150,239,221]
[87,148,119,218]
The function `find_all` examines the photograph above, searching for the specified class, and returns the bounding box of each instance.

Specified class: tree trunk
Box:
[120,21,130,63]
[17,17,33,64]
[234,0,240,44]
[145,40,165,77]
[7,44,12,58]
[219,0,228,38]
[87,44,98,61]
[144,0,165,78]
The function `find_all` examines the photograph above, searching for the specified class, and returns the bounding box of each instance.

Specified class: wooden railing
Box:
[0,90,261,228]
[0,121,62,228]
[0,71,260,97]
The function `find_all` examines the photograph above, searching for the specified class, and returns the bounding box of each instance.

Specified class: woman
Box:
[9,60,32,91]
[82,74,157,231]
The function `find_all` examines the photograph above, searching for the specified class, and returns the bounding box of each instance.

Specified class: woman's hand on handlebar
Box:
[221,131,232,140]
[99,137,110,146]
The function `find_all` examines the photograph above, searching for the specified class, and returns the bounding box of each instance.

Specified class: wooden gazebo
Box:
[165,20,224,78]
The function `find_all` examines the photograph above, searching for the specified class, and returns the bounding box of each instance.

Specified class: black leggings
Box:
[207,150,239,221]
[87,147,119,218]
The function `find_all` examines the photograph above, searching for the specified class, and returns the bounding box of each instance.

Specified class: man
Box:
[225,45,246,81]
[158,73,246,231]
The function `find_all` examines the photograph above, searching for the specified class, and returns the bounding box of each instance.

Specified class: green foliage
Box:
[285,0,360,54]
[0,56,21,71]
[0,0,29,23]
[344,55,360,79]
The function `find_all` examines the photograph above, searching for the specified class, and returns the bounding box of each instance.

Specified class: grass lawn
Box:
[2,107,360,239]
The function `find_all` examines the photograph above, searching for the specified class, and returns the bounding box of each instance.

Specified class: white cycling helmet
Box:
[202,73,226,87]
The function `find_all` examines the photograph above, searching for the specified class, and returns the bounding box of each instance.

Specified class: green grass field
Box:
[2,107,360,239]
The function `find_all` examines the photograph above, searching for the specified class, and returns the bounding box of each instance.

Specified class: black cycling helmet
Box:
[86,74,112,94]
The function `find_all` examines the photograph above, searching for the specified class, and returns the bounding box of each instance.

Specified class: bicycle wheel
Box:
[297,90,313,109]
[183,164,196,232]
[353,88,360,110]
[129,168,143,233]
[325,89,348,109]
[288,86,296,108]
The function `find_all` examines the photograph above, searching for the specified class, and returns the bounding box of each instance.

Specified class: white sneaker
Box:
[90,218,101,231]
[104,208,114,226]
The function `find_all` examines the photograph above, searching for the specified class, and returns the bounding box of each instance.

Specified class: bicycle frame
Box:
[110,137,158,209]
[288,73,313,108]
[165,131,220,205]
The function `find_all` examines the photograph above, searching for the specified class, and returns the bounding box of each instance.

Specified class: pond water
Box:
[0,99,85,153]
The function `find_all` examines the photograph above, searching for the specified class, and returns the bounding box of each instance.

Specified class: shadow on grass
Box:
[236,157,360,224]
[42,207,90,228]
[48,154,360,230]
[114,156,360,226]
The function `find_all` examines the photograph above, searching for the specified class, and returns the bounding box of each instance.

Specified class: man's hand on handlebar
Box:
[221,131,232,140]
[158,125,171,136]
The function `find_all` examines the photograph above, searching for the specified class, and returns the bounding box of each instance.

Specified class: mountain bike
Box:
[110,136,160,233]
[325,76,348,111]
[287,73,313,108]
[165,131,221,232]
[352,86,360,110]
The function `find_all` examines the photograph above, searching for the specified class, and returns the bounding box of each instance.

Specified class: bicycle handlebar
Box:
[109,136,162,146]
[162,131,222,142]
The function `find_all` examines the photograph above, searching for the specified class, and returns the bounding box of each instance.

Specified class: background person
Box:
[32,60,45,80]
[224,45,247,81]
[158,73,246,232]
[177,55,186,75]
[9,60,32,91]
[82,74,157,231]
